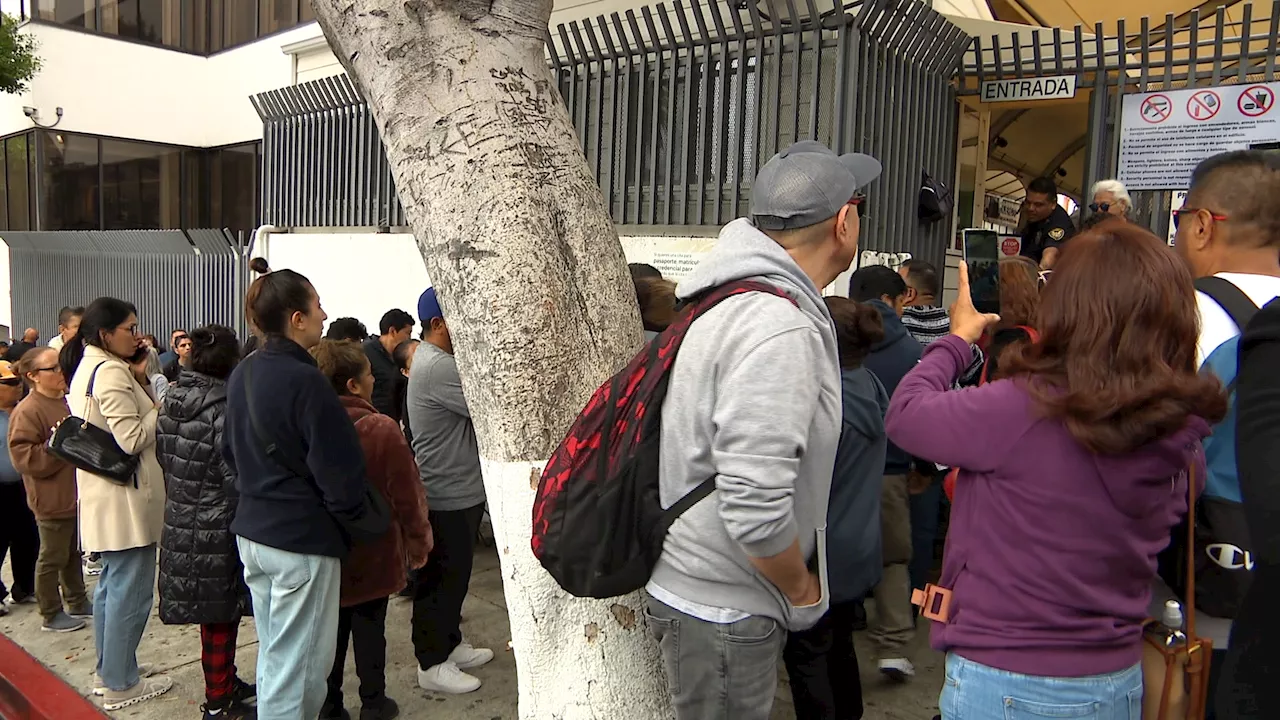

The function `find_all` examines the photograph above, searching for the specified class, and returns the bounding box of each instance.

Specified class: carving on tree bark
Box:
[309,1,671,717]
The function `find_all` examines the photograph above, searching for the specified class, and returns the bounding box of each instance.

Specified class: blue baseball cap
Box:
[418,288,444,325]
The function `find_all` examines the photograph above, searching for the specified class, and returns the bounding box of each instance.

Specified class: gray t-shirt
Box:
[406,342,485,511]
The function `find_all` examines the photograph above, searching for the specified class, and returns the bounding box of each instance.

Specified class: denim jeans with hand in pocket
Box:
[237,536,341,720]
[643,595,786,720]
[940,653,1143,720]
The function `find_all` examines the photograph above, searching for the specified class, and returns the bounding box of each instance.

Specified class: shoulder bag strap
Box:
[242,355,312,481]
[1186,462,1198,639]
[1195,276,1260,331]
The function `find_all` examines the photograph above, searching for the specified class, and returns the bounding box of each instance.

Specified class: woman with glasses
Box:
[0,358,40,617]
[8,348,90,632]
[59,296,173,710]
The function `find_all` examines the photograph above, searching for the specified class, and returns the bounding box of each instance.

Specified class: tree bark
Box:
[309,2,671,718]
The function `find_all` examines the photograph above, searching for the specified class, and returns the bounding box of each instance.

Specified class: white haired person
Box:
[1089,180,1132,220]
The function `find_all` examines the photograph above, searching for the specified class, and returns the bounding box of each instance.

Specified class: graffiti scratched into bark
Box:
[309,1,667,718]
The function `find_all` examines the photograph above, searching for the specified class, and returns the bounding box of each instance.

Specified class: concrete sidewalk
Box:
[2,547,943,719]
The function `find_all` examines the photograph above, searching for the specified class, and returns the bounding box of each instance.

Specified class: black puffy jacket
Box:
[156,371,250,625]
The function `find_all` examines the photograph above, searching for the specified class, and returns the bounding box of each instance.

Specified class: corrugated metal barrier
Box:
[5,229,249,342]
[252,0,970,270]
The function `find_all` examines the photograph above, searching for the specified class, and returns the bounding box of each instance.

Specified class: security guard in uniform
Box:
[1019,177,1076,269]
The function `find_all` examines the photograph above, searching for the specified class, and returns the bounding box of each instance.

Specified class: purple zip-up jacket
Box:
[886,335,1210,677]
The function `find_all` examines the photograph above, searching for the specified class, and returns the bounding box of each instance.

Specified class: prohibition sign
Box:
[1238,85,1274,117]
[1141,95,1172,123]
[1187,90,1221,121]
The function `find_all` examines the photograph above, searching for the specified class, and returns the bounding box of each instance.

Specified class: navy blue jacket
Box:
[862,300,924,475]
[828,367,889,603]
[223,336,368,558]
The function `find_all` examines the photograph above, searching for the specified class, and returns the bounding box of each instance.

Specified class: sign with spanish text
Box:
[981,75,1077,103]
[1118,83,1280,190]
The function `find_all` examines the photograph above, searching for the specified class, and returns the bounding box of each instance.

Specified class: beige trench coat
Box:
[68,345,164,553]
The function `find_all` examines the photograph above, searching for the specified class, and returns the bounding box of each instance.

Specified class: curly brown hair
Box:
[1000,219,1227,455]
[998,255,1042,329]
[311,339,371,397]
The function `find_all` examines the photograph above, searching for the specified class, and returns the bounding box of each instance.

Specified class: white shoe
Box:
[448,642,494,670]
[417,661,481,694]
[879,658,916,683]
[93,663,155,696]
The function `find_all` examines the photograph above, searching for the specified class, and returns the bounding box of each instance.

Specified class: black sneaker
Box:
[231,677,256,706]
[360,697,400,720]
[319,700,351,720]
[202,700,256,720]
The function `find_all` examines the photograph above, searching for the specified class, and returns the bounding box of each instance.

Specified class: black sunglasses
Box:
[0,378,21,387]
[848,194,868,219]
[1088,202,1110,213]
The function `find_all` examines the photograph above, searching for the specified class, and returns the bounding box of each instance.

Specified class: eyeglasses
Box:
[1172,207,1229,230]
[848,194,868,219]
[34,365,59,374]
[1088,202,1110,213]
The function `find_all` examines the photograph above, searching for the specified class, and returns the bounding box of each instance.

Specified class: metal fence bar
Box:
[250,0,966,269]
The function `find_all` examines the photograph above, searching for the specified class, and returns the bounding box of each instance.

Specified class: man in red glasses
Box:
[1171,149,1280,719]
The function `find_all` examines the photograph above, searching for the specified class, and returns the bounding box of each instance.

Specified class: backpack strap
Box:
[243,354,313,480]
[1195,277,1260,331]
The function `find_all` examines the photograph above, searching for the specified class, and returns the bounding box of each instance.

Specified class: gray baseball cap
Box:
[750,140,882,230]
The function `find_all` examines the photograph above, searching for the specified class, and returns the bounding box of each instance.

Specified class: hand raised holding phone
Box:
[950,261,1002,344]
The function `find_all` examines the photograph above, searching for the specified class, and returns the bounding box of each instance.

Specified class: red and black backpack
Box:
[532,280,792,599]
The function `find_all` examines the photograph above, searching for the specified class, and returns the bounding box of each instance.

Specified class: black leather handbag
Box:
[47,363,140,486]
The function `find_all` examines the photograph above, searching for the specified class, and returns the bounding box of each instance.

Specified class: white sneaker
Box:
[448,642,494,670]
[101,675,173,711]
[94,663,155,696]
[417,661,481,694]
[879,658,916,683]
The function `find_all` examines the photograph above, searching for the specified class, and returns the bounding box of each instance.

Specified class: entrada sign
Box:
[981,75,1078,103]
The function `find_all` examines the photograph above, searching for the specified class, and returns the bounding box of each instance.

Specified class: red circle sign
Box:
[1001,237,1021,257]
[1238,85,1274,117]
[1187,90,1222,121]
[1140,94,1173,123]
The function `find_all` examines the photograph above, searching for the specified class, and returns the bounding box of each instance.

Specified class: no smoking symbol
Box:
[1238,86,1274,117]
[1141,95,1172,123]
[1188,90,1221,121]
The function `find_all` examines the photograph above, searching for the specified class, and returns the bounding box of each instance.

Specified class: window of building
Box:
[101,138,183,230]
[40,132,100,231]
[222,0,256,48]
[181,0,210,53]
[6,135,32,231]
[31,1,313,54]
[259,0,296,36]
[37,0,96,30]
[207,142,258,233]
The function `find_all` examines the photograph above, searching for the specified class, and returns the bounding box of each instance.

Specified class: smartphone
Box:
[962,229,1001,316]
[126,345,150,365]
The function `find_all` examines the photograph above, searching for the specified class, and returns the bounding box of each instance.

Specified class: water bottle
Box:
[1161,599,1186,647]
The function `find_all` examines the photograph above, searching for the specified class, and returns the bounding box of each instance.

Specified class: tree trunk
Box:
[309,2,672,718]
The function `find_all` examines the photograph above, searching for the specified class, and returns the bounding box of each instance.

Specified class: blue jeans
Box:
[238,537,341,720]
[95,544,158,692]
[940,654,1143,720]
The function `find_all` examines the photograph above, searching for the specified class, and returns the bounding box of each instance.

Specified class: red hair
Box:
[1001,219,1226,454]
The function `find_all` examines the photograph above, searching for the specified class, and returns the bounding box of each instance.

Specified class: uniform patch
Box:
[1048,228,1065,240]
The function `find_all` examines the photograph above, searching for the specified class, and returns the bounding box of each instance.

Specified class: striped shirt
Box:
[902,305,984,384]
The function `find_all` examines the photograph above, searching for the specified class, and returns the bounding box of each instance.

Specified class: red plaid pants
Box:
[200,622,240,701]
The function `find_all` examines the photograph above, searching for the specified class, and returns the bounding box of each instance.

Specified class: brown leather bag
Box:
[1142,464,1213,720]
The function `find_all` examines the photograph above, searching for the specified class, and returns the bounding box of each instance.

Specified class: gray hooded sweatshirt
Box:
[647,218,842,631]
